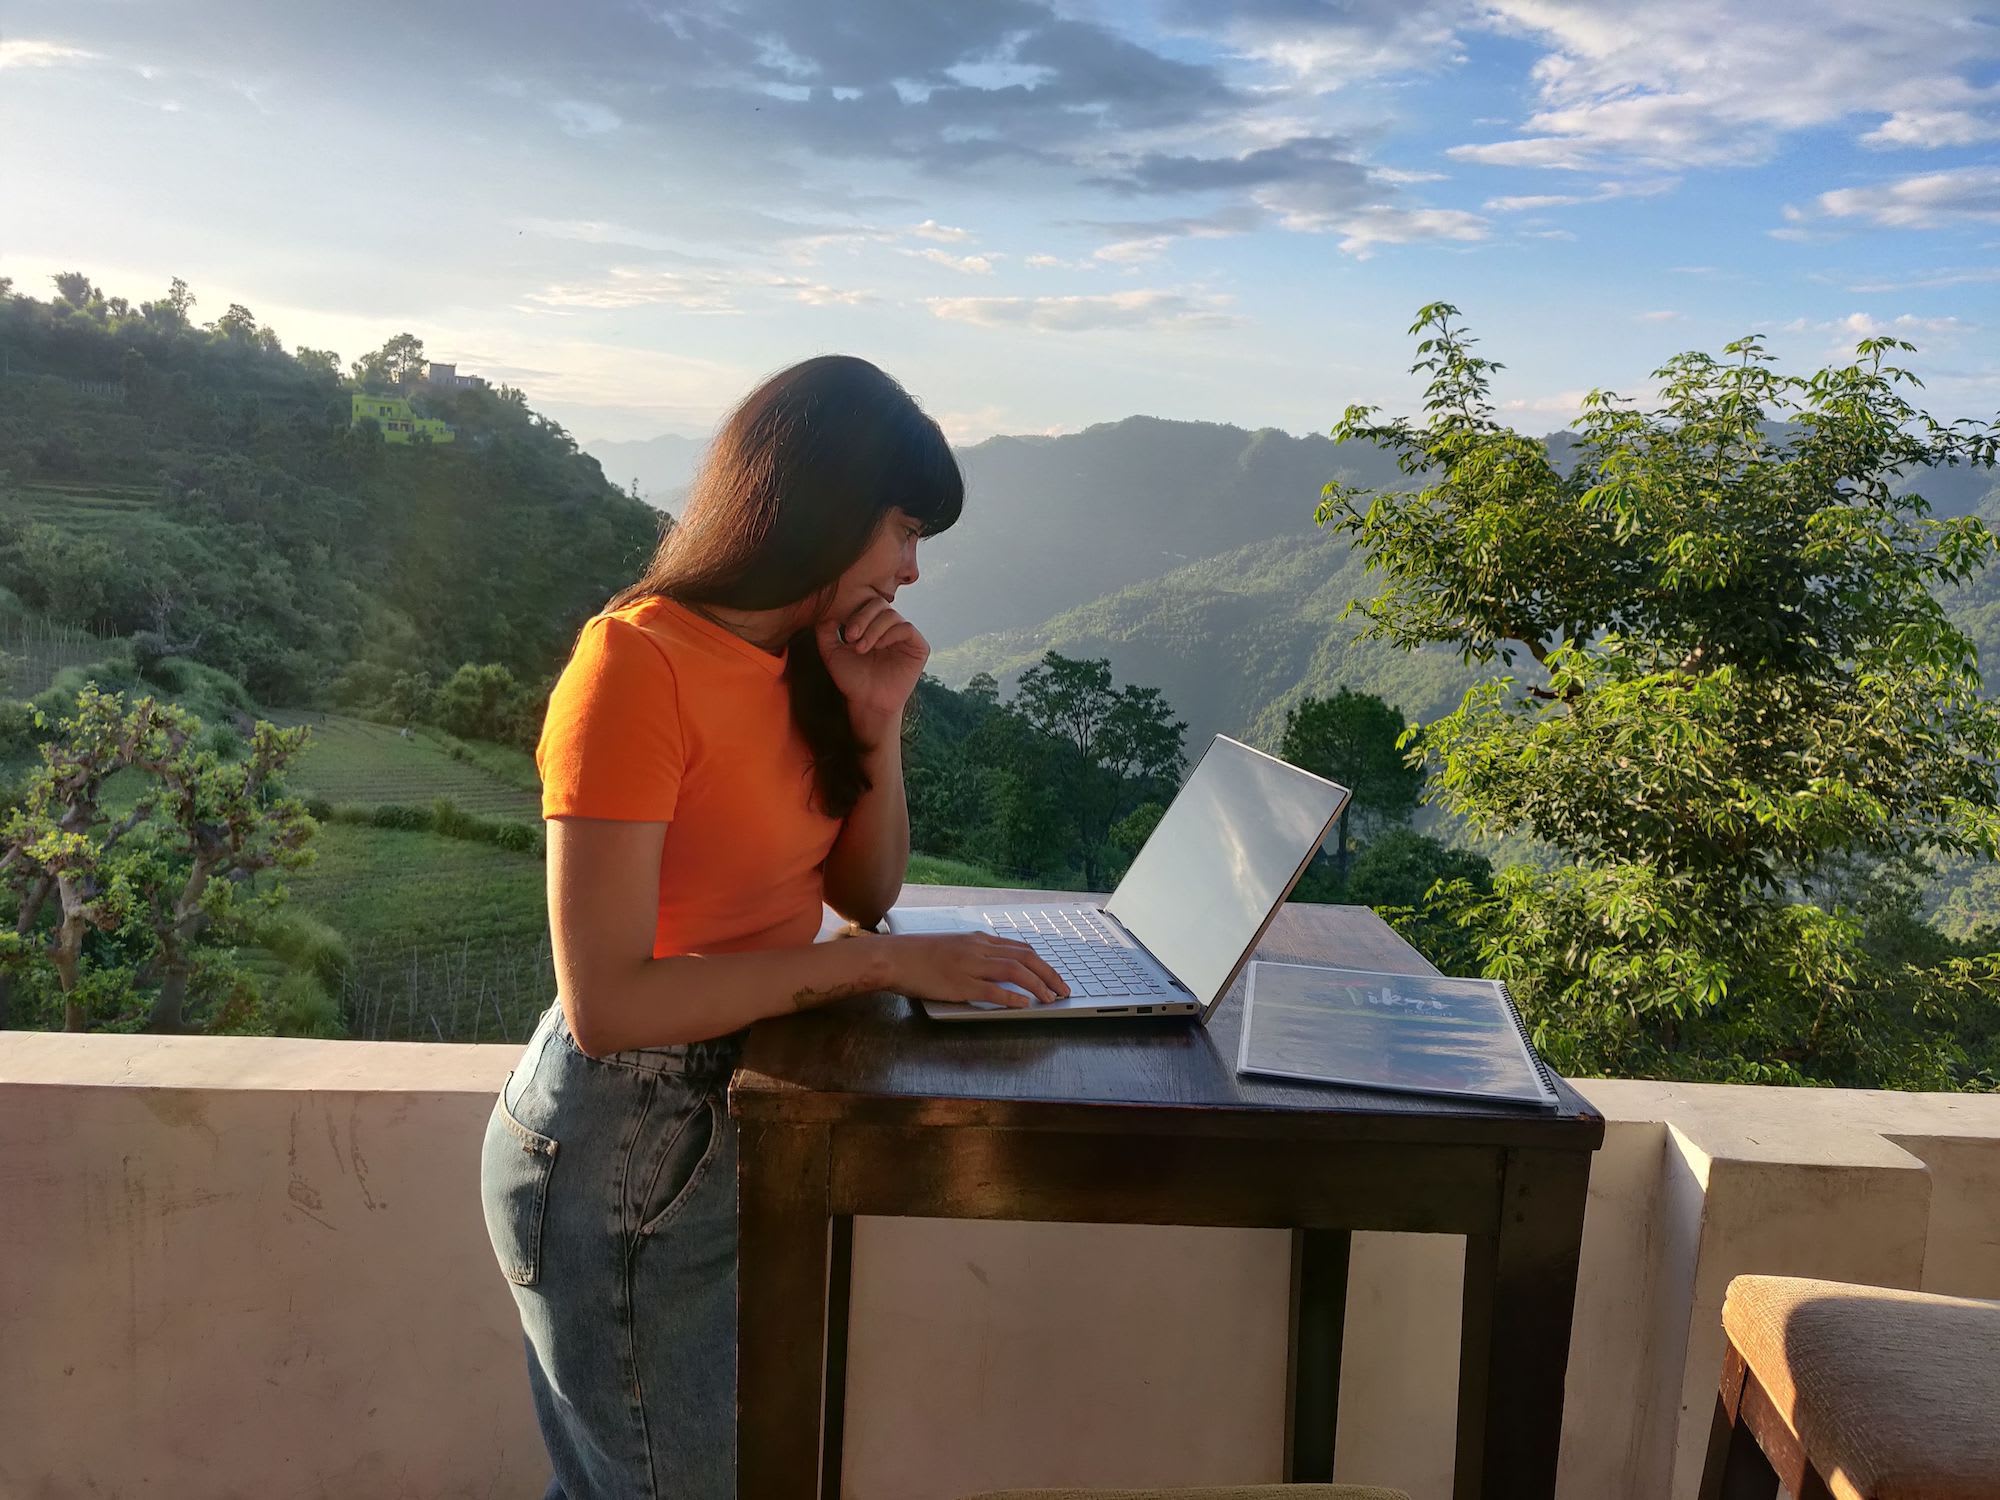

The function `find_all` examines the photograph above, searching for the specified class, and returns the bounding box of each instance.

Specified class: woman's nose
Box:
[899,546,920,586]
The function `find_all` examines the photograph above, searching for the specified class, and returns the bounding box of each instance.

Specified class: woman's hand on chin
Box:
[817,596,929,739]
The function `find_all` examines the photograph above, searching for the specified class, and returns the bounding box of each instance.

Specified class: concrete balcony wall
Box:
[5,1033,1999,1500]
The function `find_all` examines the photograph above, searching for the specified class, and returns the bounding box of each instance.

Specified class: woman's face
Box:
[823,507,923,623]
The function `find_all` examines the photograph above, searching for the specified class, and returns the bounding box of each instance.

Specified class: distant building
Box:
[423,362,486,391]
[350,392,455,444]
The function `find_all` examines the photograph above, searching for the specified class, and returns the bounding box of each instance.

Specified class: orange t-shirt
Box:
[536,596,842,957]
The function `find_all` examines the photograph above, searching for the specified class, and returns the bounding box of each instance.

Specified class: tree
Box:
[51,271,99,311]
[0,688,164,1029]
[0,688,316,1034]
[210,303,261,341]
[433,662,524,742]
[353,331,428,390]
[1015,651,1186,884]
[1318,303,2000,1088]
[1279,688,1424,882]
[293,346,341,380]
[127,716,315,1031]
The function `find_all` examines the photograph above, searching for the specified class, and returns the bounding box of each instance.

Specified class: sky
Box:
[5,1,2000,446]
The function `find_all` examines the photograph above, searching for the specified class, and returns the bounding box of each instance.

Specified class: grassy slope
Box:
[267,711,541,820]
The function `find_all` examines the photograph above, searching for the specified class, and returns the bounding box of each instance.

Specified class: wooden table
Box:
[731,888,1605,1500]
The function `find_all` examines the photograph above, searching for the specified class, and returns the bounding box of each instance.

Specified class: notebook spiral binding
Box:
[1495,979,1563,1104]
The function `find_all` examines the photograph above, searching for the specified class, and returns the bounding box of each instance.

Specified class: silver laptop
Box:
[885,735,1349,1021]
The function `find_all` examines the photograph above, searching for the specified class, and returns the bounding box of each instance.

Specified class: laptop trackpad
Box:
[883,905,987,935]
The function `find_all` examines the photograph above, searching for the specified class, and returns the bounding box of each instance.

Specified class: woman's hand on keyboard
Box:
[889,933,1071,1007]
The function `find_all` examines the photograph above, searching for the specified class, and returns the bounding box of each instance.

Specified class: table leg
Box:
[1285,1228,1351,1482]
[821,1213,855,1498]
[1453,1149,1592,1500]
[737,1120,836,1500]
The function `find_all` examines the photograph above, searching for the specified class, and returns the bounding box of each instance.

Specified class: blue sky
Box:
[5,1,1999,445]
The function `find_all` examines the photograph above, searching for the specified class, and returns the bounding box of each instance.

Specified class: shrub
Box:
[490,820,540,855]
[253,910,354,992]
[264,971,346,1039]
[431,796,479,840]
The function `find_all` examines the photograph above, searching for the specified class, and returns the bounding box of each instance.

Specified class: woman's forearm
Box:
[821,725,910,928]
[563,933,899,1056]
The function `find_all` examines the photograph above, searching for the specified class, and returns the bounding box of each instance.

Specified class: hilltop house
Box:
[349,391,455,444]
[424,362,485,390]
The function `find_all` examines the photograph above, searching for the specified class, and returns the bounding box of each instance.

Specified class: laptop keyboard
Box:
[979,908,1167,998]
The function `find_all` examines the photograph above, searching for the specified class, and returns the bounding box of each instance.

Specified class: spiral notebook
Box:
[1237,961,1562,1108]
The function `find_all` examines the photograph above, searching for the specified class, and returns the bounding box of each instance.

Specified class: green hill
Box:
[919,417,1409,649]
[0,284,661,705]
[933,528,1515,751]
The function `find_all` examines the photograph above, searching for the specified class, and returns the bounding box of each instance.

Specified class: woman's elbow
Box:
[829,882,898,933]
[558,994,615,1060]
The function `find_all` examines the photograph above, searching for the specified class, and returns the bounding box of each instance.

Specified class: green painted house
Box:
[350,392,455,444]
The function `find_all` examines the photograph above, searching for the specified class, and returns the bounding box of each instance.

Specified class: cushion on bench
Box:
[1723,1274,2000,1500]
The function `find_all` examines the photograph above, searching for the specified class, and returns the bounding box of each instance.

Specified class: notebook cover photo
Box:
[1237,961,1561,1108]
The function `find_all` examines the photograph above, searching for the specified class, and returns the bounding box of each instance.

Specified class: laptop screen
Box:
[1105,737,1350,1010]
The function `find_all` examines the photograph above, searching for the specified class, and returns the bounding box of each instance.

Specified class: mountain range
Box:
[584,415,2000,754]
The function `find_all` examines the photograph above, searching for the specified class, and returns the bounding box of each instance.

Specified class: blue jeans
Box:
[480,1001,743,1500]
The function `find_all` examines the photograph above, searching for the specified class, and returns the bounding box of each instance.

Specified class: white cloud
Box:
[1094,236,1173,264]
[913,247,998,274]
[0,40,98,69]
[1636,310,1682,322]
[1483,178,1678,212]
[518,219,703,255]
[1784,312,1967,338]
[1275,203,1487,258]
[1862,109,2000,150]
[776,281,879,306]
[1486,193,1586,212]
[1497,389,1595,419]
[551,100,621,136]
[1779,311,1971,364]
[526,268,740,312]
[1372,166,1450,184]
[1812,166,2000,229]
[926,289,1240,333]
[1448,1,2000,171]
[785,228,900,264]
[913,219,972,242]
[1845,266,2000,293]
[1187,2,1470,81]
[935,405,1011,443]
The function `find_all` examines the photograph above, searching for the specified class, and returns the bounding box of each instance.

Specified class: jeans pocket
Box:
[481,1077,560,1287]
[635,1091,724,1239]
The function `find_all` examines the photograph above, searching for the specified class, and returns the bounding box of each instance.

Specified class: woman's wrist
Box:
[843,931,902,995]
[850,703,904,754]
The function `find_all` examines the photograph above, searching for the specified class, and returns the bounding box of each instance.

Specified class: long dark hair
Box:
[608,355,962,818]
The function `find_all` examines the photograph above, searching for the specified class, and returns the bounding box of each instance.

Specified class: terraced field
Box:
[267,712,541,820]
[12,482,161,537]
[282,822,552,1042]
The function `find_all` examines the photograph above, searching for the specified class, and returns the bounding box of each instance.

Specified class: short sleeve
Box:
[536,615,685,821]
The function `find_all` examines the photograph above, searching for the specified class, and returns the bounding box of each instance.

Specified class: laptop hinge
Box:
[1099,908,1195,1000]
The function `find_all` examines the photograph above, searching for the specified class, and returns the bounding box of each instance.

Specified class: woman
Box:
[478,355,1068,1500]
